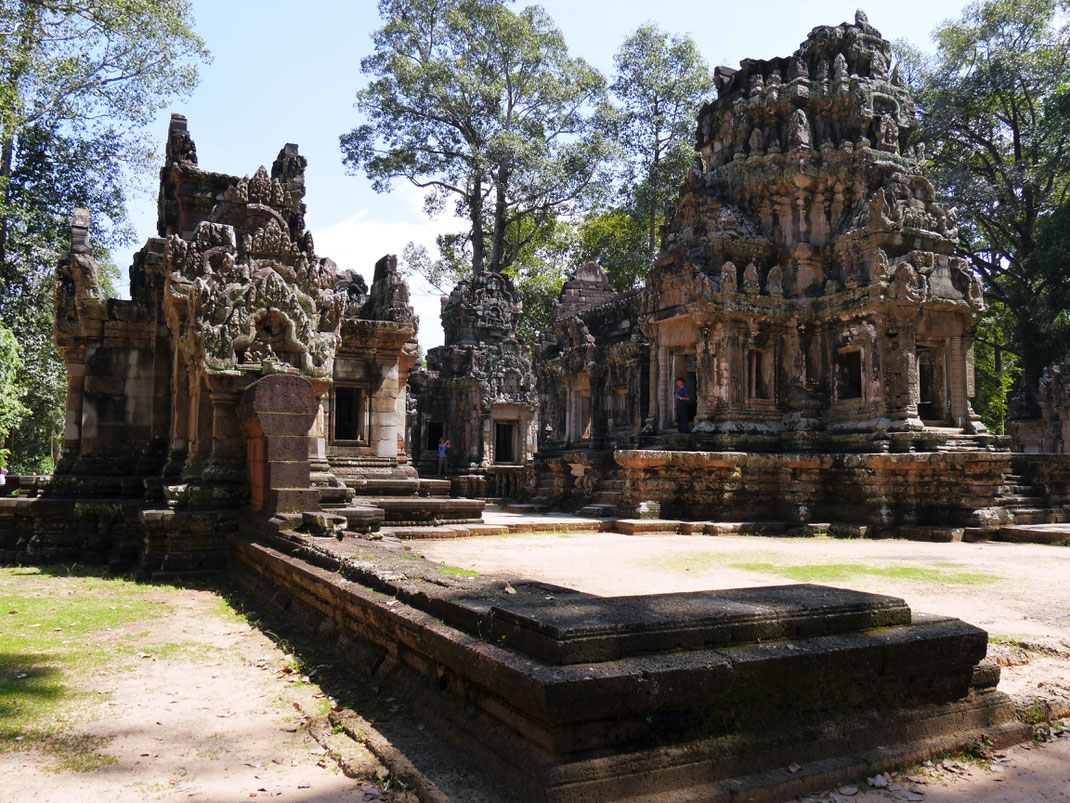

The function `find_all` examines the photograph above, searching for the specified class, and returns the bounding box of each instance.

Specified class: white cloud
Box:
[316,207,461,351]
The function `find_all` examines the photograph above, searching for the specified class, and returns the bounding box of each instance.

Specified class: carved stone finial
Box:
[720,260,738,292]
[765,264,784,297]
[878,113,899,152]
[742,262,760,293]
[789,108,812,150]
[749,127,764,154]
[870,50,888,80]
[832,53,848,82]
[71,208,91,254]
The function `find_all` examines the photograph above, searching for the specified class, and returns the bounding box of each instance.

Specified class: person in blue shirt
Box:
[437,437,450,476]
[674,377,691,433]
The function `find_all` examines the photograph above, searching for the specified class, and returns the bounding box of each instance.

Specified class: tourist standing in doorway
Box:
[437,437,450,476]
[674,378,691,434]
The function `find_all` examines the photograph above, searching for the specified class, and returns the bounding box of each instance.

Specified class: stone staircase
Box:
[576,472,625,518]
[325,457,484,528]
[995,458,1070,543]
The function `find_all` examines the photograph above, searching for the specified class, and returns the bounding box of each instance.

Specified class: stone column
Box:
[206,387,245,487]
[166,355,190,478]
[643,347,659,432]
[658,345,671,431]
[307,379,334,484]
[564,388,573,443]
[948,336,967,428]
[373,365,399,459]
[238,374,320,514]
[58,347,86,466]
[184,376,213,481]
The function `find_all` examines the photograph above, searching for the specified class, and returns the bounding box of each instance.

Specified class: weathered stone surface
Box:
[7,115,437,570]
[1010,360,1070,454]
[409,272,537,497]
[239,375,319,514]
[227,523,1026,802]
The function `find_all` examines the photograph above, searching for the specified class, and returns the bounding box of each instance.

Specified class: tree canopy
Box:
[342,0,611,280]
[610,23,712,257]
[0,0,207,471]
[912,0,1070,407]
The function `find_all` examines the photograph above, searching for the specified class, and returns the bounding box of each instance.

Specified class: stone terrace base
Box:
[0,496,236,577]
[228,519,1025,802]
[615,450,1021,537]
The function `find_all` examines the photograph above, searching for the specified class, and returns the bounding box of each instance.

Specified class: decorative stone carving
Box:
[788,109,812,150]
[742,262,760,293]
[720,260,738,292]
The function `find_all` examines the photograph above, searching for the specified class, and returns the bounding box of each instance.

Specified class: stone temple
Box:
[2,10,1069,803]
[528,11,1069,538]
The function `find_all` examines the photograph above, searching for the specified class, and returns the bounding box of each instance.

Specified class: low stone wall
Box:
[0,495,235,576]
[614,450,1013,535]
[228,519,1026,802]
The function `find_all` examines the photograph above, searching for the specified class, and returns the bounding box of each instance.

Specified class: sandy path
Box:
[0,587,404,803]
[413,530,1070,801]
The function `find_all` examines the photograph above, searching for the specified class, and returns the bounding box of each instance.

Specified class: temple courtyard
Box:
[1,521,1068,802]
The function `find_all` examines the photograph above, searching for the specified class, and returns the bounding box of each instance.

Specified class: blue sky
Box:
[114,0,971,349]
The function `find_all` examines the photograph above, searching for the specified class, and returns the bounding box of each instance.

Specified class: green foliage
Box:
[972,302,1021,433]
[610,24,712,257]
[0,324,29,465]
[913,0,1070,392]
[0,0,207,471]
[574,207,650,292]
[344,0,611,280]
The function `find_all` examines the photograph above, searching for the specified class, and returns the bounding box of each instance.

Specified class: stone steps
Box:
[357,496,485,525]
[996,523,1070,544]
[576,504,617,518]
[591,490,621,505]
[500,502,551,514]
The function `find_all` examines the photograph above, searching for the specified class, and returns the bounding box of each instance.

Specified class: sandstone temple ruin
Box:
[1,11,1069,803]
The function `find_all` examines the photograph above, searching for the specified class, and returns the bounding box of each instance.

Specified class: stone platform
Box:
[228,519,1026,802]
[609,450,1070,540]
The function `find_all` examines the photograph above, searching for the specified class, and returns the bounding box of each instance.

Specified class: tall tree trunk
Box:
[489,163,509,273]
[469,174,485,277]
[648,142,660,255]
[0,136,14,278]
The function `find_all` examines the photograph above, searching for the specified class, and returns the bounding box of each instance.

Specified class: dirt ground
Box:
[0,574,413,802]
[2,531,1069,802]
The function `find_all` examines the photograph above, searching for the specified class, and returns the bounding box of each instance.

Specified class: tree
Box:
[573,207,649,292]
[0,0,207,471]
[912,0,1070,402]
[610,24,712,257]
[342,0,611,278]
[403,210,578,342]
[0,323,29,467]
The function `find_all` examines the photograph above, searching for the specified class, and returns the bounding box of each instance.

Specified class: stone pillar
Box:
[643,347,659,432]
[206,389,245,486]
[185,377,213,481]
[58,347,86,466]
[373,365,400,458]
[167,355,191,477]
[307,380,333,479]
[658,345,671,431]
[238,374,320,514]
[564,388,573,443]
[948,336,967,428]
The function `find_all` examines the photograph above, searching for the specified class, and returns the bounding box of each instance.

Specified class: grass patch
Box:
[730,561,999,585]
[0,564,223,771]
[645,550,1000,585]
[436,566,479,577]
